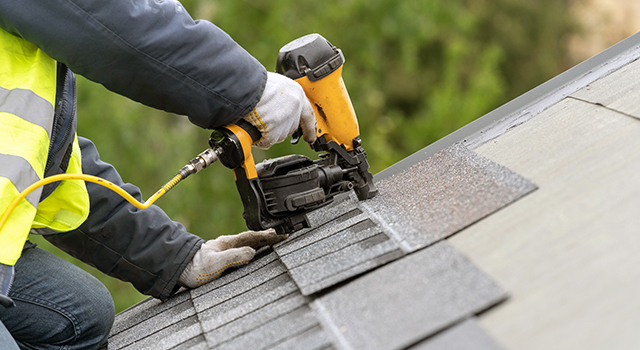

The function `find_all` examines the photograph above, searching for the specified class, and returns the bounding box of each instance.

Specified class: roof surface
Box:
[105,32,640,350]
[106,142,534,350]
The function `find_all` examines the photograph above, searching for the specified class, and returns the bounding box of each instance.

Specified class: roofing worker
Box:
[0,1,316,349]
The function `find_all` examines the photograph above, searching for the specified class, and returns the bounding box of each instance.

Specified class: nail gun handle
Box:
[234,119,262,143]
[209,120,261,179]
[276,33,361,152]
[209,121,282,233]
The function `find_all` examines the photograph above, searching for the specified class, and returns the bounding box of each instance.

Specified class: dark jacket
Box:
[0,0,267,300]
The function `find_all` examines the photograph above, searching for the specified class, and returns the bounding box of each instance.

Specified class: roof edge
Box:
[375,31,640,181]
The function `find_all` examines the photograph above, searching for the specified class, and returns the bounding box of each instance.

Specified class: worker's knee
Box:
[63,268,115,349]
[0,247,115,350]
[8,273,114,350]
[75,280,115,348]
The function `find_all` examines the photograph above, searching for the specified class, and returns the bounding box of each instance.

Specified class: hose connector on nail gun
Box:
[159,148,220,196]
[179,148,219,179]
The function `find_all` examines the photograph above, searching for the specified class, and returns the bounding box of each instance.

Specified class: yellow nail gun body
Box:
[210,34,378,234]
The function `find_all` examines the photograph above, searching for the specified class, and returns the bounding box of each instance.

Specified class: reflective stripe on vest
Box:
[0,29,89,265]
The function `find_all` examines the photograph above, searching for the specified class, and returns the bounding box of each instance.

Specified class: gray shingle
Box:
[274,199,407,296]
[204,292,311,347]
[268,325,335,350]
[408,319,503,350]
[170,335,209,350]
[108,294,196,349]
[207,305,320,350]
[313,241,507,350]
[288,233,402,295]
[275,208,367,258]
[198,273,299,333]
[278,217,379,269]
[364,143,537,251]
[189,250,280,299]
[110,290,191,337]
[191,258,289,313]
[119,315,202,350]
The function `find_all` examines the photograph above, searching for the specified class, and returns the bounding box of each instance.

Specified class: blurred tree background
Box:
[30,0,576,312]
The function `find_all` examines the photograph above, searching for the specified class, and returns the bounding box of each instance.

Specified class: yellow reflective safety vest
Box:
[0,29,90,265]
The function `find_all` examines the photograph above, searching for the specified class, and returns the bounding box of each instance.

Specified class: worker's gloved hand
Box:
[0,264,15,308]
[243,72,316,149]
[178,229,287,288]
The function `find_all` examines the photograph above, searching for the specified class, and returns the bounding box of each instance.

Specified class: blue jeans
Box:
[0,245,114,350]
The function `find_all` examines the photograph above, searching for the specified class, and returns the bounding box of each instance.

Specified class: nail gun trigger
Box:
[290,126,303,145]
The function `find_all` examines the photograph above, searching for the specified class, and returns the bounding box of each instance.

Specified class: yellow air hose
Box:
[0,148,219,233]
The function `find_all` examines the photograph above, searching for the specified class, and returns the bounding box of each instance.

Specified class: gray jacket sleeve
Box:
[45,137,204,300]
[0,0,267,128]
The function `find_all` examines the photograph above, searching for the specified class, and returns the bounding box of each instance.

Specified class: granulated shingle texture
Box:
[106,250,335,350]
[274,205,404,295]
[188,251,334,350]
[313,241,507,350]
[108,291,199,350]
[365,143,537,251]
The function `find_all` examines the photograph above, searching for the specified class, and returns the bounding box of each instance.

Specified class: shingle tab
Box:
[198,273,299,333]
[274,205,404,295]
[108,292,197,350]
[208,305,321,350]
[364,143,537,251]
[313,241,507,350]
[110,290,191,337]
[203,292,309,346]
[189,249,280,299]
[288,234,402,296]
[120,315,202,350]
[191,257,289,313]
[171,335,209,350]
[184,250,334,349]
[268,325,335,350]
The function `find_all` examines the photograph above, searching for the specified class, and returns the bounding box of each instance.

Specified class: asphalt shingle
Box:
[124,315,202,350]
[208,305,323,350]
[364,143,537,251]
[191,255,289,314]
[198,273,298,333]
[189,249,280,300]
[110,290,192,337]
[108,292,197,350]
[313,241,507,350]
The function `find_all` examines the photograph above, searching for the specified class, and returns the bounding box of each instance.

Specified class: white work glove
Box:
[178,229,287,288]
[243,72,317,149]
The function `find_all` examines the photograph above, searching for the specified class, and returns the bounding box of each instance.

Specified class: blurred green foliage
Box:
[32,0,575,313]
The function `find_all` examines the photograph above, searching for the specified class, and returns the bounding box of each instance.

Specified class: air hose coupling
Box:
[179,148,220,179]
